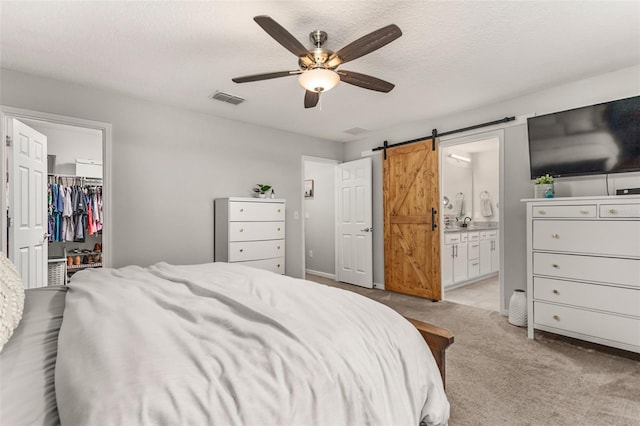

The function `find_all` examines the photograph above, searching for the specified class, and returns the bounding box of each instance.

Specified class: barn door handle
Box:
[431,208,438,231]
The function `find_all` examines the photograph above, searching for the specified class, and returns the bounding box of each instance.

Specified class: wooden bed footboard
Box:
[405,317,454,388]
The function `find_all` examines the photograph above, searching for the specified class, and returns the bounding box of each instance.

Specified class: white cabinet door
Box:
[479,239,492,275]
[453,242,468,283]
[491,237,500,272]
[441,243,454,287]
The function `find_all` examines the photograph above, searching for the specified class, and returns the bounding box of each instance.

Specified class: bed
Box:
[1,261,453,425]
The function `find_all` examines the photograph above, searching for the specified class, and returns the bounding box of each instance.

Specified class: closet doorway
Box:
[0,107,112,288]
[439,130,503,312]
[301,156,373,288]
[301,156,339,281]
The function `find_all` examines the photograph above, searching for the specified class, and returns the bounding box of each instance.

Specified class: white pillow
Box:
[0,252,24,352]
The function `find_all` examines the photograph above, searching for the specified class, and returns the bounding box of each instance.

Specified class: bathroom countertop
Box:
[443,224,499,233]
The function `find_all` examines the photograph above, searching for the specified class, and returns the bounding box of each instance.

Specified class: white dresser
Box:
[214,197,286,274]
[524,195,640,353]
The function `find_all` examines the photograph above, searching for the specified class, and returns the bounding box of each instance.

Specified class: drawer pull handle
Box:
[472,262,479,266]
[538,210,546,215]
[239,228,244,232]
[277,227,281,231]
[552,264,559,268]
[551,233,559,239]
[277,246,281,250]
[580,210,589,215]
[609,209,617,214]
[553,289,559,295]
[240,208,244,213]
[553,315,560,321]
[239,249,244,253]
[277,209,281,213]
[277,264,281,268]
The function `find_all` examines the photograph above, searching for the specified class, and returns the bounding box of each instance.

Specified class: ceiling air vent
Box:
[211,91,245,105]
[342,127,370,135]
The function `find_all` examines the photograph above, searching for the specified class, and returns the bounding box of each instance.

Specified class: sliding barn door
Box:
[383,139,441,300]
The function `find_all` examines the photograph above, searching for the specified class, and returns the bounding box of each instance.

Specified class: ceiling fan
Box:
[232,16,402,108]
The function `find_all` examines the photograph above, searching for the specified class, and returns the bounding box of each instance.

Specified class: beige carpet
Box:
[307,275,640,426]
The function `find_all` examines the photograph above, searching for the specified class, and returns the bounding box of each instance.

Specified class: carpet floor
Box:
[307,276,640,426]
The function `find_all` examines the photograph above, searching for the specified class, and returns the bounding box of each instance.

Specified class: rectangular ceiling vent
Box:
[342,127,370,135]
[211,91,245,105]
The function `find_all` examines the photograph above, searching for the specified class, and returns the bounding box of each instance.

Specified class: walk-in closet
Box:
[19,119,104,286]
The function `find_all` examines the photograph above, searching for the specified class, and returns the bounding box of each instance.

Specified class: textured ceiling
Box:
[1,1,639,142]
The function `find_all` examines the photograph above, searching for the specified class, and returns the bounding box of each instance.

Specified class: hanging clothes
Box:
[46,177,102,243]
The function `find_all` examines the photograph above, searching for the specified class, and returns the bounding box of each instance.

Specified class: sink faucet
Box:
[464,217,472,225]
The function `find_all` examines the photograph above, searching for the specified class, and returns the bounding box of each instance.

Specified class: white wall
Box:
[303,160,336,276]
[344,64,640,309]
[472,150,499,222]
[1,69,343,278]
[22,120,102,175]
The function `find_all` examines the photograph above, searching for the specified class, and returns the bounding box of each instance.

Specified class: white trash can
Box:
[508,289,527,327]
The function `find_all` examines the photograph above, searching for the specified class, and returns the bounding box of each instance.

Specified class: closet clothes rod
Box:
[47,174,102,185]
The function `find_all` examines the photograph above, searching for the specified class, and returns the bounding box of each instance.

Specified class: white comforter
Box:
[56,262,449,425]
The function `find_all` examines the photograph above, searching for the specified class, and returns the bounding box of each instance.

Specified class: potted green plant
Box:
[253,184,272,198]
[534,174,554,198]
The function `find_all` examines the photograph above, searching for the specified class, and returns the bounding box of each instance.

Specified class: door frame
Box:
[438,128,505,313]
[0,106,113,268]
[300,155,339,279]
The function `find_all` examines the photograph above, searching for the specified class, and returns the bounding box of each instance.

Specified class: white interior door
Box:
[336,157,372,288]
[8,118,48,288]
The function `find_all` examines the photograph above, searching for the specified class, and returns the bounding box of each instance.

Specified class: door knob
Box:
[360,227,373,232]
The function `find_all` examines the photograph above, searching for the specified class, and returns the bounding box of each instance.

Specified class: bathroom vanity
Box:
[442,224,499,288]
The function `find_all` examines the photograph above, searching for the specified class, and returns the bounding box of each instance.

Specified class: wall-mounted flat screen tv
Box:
[527,95,640,179]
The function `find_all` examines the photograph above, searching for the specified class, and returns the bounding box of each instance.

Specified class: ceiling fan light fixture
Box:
[298,68,340,93]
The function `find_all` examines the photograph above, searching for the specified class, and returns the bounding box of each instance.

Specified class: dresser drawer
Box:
[229,221,284,242]
[600,203,640,218]
[238,257,285,274]
[228,240,285,262]
[533,252,640,288]
[534,301,640,347]
[532,204,596,218]
[228,201,285,221]
[467,231,480,242]
[533,220,640,257]
[534,277,640,317]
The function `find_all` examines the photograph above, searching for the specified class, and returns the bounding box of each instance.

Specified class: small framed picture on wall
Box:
[304,179,314,198]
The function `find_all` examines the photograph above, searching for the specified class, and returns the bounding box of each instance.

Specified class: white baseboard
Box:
[373,282,384,290]
[305,269,336,280]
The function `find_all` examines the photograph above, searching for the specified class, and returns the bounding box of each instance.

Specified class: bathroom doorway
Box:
[439,130,503,312]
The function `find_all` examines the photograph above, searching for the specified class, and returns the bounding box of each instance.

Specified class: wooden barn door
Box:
[383,138,441,300]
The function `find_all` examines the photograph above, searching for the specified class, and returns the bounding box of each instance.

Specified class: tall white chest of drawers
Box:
[524,196,640,353]
[215,197,286,274]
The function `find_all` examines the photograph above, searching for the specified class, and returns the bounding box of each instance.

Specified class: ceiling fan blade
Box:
[338,70,395,92]
[304,91,320,108]
[326,24,402,68]
[254,15,314,63]
[232,70,299,83]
